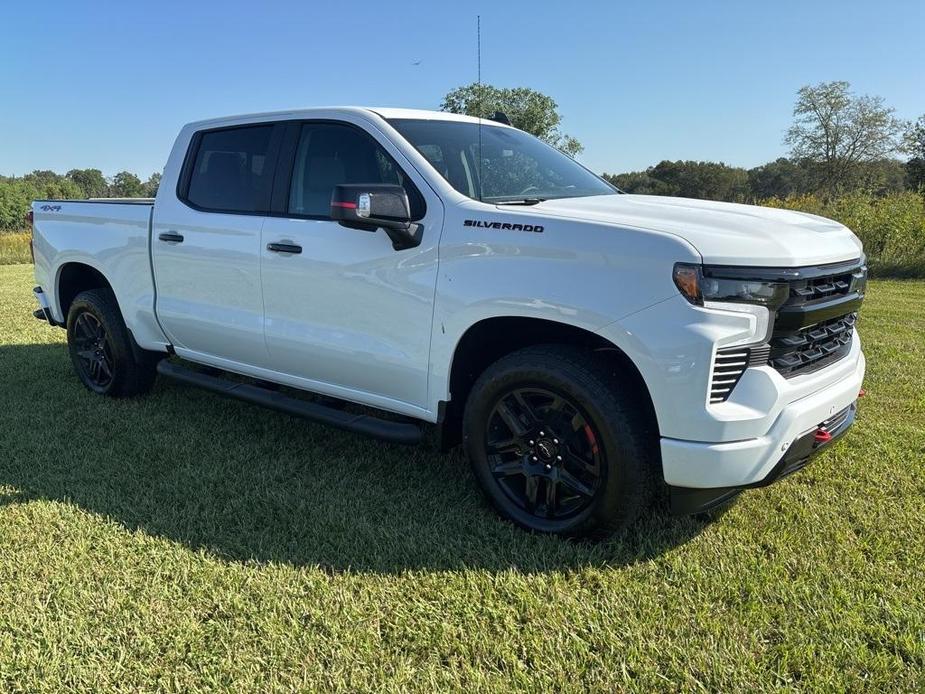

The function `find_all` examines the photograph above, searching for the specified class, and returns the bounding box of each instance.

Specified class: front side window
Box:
[186,125,275,213]
[288,123,424,218]
[388,118,617,203]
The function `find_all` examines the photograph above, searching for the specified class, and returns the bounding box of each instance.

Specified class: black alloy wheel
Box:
[485,387,603,521]
[66,288,160,397]
[464,345,656,536]
[72,311,115,391]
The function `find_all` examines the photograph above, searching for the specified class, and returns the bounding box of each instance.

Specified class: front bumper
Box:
[658,343,864,491]
[668,400,858,514]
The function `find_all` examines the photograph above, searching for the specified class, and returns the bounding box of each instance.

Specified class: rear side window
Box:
[185,125,275,213]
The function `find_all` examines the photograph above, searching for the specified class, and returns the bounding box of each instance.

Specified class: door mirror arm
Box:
[382,222,422,251]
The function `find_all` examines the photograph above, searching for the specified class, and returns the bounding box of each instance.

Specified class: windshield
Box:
[388,118,618,203]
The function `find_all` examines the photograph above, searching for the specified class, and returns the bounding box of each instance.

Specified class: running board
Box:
[156,360,423,445]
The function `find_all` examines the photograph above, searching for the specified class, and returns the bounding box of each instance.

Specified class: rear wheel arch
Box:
[56,262,154,363]
[440,316,660,450]
[57,262,115,321]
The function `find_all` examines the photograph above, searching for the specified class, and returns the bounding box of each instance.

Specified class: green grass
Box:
[0,263,923,691]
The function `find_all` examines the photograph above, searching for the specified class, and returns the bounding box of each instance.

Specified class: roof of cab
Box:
[183,107,510,130]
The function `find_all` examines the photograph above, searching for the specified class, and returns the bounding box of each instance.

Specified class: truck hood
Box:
[536,194,863,266]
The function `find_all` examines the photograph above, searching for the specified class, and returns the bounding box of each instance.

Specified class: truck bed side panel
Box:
[32,201,169,350]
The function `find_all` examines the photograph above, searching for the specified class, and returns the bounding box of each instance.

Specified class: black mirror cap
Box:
[330,183,421,251]
[330,184,411,230]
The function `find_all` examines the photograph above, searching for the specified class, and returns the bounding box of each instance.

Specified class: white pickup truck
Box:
[30,107,867,535]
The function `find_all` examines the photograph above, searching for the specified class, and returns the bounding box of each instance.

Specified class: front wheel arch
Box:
[440,316,660,451]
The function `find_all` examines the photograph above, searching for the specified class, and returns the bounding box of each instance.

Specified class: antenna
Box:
[477,14,483,202]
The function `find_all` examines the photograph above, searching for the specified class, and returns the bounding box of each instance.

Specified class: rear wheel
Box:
[463,345,655,536]
[66,288,159,397]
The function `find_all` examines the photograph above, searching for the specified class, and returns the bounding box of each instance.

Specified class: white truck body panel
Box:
[536,193,863,266]
[31,106,867,493]
[31,200,167,350]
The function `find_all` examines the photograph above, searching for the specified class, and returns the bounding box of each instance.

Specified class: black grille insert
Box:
[786,270,856,307]
[769,312,856,377]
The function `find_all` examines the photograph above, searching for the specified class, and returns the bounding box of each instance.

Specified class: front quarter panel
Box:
[428,200,701,410]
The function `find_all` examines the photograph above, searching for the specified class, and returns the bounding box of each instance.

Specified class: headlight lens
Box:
[673,263,790,309]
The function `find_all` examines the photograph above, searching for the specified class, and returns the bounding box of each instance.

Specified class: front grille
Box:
[769,312,856,377]
[786,270,856,307]
[708,259,865,401]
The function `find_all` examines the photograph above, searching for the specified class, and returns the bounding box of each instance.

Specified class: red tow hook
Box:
[814,428,833,444]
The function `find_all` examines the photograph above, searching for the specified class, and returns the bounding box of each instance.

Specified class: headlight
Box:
[673,263,790,309]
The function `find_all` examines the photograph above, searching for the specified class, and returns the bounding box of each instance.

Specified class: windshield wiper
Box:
[494,198,545,206]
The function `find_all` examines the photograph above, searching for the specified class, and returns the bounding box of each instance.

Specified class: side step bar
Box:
[156,360,423,445]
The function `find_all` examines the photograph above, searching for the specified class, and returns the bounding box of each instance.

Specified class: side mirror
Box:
[330,184,421,250]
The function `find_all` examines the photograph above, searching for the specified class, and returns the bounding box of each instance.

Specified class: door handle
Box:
[267,242,302,254]
[158,232,184,243]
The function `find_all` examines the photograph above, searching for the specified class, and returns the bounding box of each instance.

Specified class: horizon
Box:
[3,0,923,179]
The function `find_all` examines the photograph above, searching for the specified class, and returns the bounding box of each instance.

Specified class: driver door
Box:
[259,120,443,412]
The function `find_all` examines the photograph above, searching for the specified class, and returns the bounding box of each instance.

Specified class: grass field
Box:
[0,233,31,265]
[0,263,923,691]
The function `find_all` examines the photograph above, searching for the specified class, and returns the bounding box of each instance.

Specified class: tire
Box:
[463,344,656,536]
[66,288,159,397]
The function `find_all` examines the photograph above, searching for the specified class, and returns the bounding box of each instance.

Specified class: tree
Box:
[904,115,925,190]
[22,170,83,200]
[0,173,81,230]
[602,170,674,196]
[441,83,583,156]
[66,168,109,198]
[604,161,748,201]
[785,81,904,194]
[109,171,144,198]
[142,172,162,198]
[746,158,813,199]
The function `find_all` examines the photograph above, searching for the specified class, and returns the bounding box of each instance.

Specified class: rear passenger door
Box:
[152,122,283,367]
[259,119,443,413]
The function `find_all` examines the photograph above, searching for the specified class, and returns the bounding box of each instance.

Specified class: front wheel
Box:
[463,345,656,536]
[66,288,158,397]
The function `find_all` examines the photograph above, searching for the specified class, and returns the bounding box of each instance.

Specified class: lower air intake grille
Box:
[710,345,770,404]
[710,349,744,403]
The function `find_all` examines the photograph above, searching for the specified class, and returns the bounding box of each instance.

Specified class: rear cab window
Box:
[181,124,279,214]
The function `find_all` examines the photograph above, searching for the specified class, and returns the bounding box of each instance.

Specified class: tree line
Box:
[3,81,923,233]
[0,169,161,231]
[602,156,916,202]
[604,82,924,202]
[441,80,924,203]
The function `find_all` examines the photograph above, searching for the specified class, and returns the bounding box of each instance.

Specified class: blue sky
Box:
[2,0,923,178]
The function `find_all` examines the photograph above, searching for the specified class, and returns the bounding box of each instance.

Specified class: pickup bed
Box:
[31,107,867,535]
